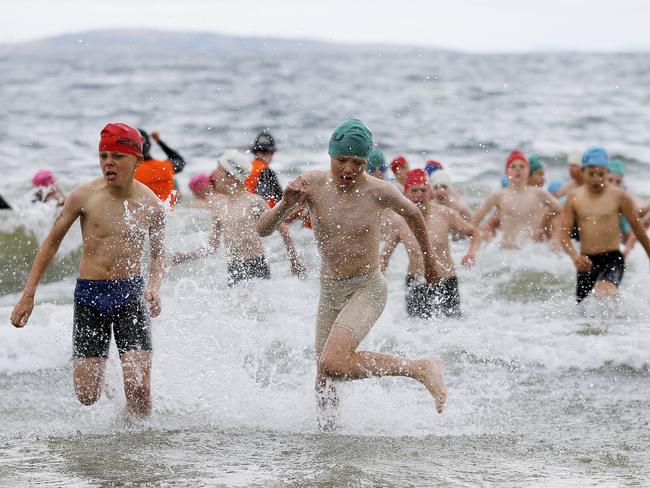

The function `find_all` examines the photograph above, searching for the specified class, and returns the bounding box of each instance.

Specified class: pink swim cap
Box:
[32,170,55,187]
[188,173,211,194]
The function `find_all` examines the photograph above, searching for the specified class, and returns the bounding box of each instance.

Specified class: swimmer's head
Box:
[215,149,250,189]
[366,147,387,179]
[581,147,609,192]
[328,119,372,160]
[607,158,625,187]
[567,150,582,180]
[528,154,545,187]
[425,160,444,176]
[404,169,431,206]
[505,150,529,183]
[251,131,276,154]
[98,123,144,185]
[390,156,409,182]
[429,170,451,202]
[188,173,212,198]
[32,170,55,187]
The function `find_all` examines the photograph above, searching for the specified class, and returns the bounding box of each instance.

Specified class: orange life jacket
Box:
[244,158,268,194]
[135,159,176,206]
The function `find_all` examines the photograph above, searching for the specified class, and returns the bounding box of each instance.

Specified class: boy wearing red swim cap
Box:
[472,151,562,249]
[11,123,166,423]
[381,169,480,317]
[256,120,447,429]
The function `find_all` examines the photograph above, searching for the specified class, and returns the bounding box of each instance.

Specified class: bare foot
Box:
[420,356,447,413]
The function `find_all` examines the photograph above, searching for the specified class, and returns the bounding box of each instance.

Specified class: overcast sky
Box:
[4,0,650,52]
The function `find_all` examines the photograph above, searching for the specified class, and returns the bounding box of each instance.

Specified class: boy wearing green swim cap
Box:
[257,119,447,429]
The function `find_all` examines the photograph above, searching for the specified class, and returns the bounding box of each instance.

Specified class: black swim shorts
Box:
[227,255,271,286]
[576,250,625,302]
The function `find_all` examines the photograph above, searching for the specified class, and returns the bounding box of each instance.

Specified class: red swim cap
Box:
[403,169,430,192]
[505,150,528,171]
[390,156,408,174]
[99,123,144,157]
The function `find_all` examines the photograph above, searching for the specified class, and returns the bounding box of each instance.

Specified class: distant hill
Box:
[0,29,333,56]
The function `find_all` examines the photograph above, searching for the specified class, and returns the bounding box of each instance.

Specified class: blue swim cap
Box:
[547,180,564,194]
[500,175,509,188]
[528,154,544,175]
[582,147,609,169]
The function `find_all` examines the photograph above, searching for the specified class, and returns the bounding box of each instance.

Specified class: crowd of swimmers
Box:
[8,119,650,430]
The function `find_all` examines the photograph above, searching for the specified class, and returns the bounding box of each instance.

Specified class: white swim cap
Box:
[218,149,251,183]
[429,170,451,187]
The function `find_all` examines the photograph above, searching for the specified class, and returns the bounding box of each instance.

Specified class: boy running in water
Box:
[173,150,305,285]
[381,169,480,317]
[472,150,562,249]
[11,123,165,421]
[257,119,447,428]
[561,147,650,302]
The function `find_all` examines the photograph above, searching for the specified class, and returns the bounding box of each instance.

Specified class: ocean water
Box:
[1,38,649,486]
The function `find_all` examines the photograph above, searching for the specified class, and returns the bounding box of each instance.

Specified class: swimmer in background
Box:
[187,173,214,209]
[32,170,66,206]
[381,169,480,318]
[366,147,396,239]
[257,119,447,429]
[173,150,306,285]
[11,123,165,422]
[552,150,583,198]
[472,150,562,249]
[390,155,409,191]
[135,129,187,207]
[429,169,472,222]
[560,147,650,302]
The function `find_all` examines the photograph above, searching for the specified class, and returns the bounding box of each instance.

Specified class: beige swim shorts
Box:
[315,270,388,357]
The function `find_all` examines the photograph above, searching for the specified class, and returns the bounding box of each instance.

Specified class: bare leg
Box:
[318,326,447,413]
[594,280,619,301]
[119,351,152,422]
[73,357,107,405]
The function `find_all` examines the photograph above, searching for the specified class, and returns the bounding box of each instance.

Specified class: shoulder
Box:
[302,170,327,184]
[67,178,103,206]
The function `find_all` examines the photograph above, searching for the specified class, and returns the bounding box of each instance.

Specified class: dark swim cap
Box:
[251,131,276,152]
[328,119,372,160]
[138,128,151,155]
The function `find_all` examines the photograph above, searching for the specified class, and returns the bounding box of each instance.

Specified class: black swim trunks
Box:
[405,275,461,318]
[576,250,625,303]
[227,255,271,286]
[72,277,152,358]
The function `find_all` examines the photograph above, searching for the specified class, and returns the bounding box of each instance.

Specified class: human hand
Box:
[461,253,475,268]
[10,294,35,328]
[282,177,308,207]
[151,131,161,142]
[574,255,592,272]
[144,289,161,317]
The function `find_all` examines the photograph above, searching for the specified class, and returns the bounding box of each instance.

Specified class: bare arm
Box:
[623,213,650,256]
[471,192,499,227]
[381,186,440,284]
[620,191,650,258]
[257,176,307,237]
[144,203,166,317]
[447,208,481,267]
[10,191,82,327]
[173,218,222,264]
[541,189,562,216]
[560,193,591,271]
[380,226,402,272]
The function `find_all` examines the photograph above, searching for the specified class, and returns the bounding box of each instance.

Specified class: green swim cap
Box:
[328,119,373,160]
[609,158,624,177]
[529,154,544,175]
[366,147,386,172]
